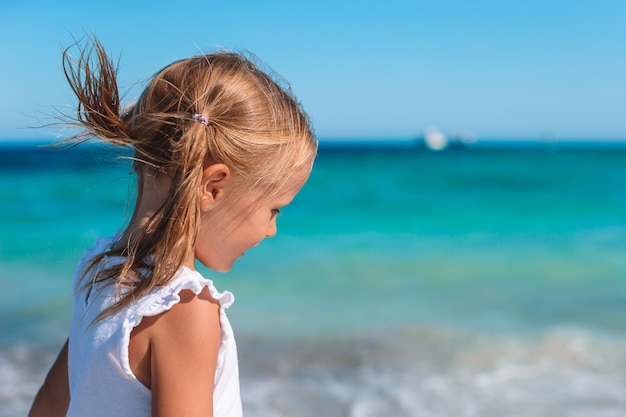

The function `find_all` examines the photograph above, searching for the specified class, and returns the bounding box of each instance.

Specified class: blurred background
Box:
[1,1,626,416]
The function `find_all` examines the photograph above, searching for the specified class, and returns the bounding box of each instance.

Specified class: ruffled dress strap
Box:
[118,267,235,377]
[126,267,234,325]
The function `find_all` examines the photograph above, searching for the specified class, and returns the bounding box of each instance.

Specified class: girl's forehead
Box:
[278,167,311,195]
[247,169,309,206]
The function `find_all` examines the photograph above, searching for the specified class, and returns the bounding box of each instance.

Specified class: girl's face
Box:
[194,169,308,272]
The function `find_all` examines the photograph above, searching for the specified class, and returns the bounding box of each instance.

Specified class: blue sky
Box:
[1,0,625,141]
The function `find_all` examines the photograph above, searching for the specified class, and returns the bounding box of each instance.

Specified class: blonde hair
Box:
[62,37,317,321]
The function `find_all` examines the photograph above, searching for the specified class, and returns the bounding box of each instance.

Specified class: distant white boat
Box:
[423,127,448,151]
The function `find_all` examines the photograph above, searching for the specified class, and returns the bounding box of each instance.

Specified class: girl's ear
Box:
[199,163,231,212]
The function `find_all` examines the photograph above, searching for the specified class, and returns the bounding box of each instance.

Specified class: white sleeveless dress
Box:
[66,237,243,417]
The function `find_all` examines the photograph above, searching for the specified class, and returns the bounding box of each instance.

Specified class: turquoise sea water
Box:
[1,141,625,416]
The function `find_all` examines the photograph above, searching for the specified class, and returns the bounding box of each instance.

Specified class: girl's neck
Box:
[112,172,172,252]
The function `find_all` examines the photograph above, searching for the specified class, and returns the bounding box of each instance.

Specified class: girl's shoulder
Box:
[126,273,224,398]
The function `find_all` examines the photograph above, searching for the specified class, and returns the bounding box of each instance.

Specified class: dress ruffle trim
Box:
[128,268,234,321]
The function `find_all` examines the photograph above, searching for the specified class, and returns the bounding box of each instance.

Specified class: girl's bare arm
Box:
[28,339,70,417]
[148,288,221,417]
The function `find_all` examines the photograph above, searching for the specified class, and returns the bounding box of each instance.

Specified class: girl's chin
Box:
[212,263,234,273]
[196,258,235,273]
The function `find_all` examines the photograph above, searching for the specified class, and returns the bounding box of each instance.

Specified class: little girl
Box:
[28,37,317,417]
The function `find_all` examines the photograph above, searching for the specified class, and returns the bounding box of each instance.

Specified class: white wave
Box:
[238,327,626,417]
[0,344,54,417]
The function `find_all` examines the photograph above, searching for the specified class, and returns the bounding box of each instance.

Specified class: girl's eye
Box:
[271,209,281,217]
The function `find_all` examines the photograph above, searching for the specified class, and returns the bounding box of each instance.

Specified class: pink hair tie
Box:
[191,113,209,126]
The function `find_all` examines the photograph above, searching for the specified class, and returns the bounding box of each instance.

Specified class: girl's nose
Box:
[266,219,277,238]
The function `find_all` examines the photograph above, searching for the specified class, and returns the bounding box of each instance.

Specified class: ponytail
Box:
[61,38,130,147]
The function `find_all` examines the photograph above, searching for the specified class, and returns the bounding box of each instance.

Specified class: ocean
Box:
[1,140,625,416]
